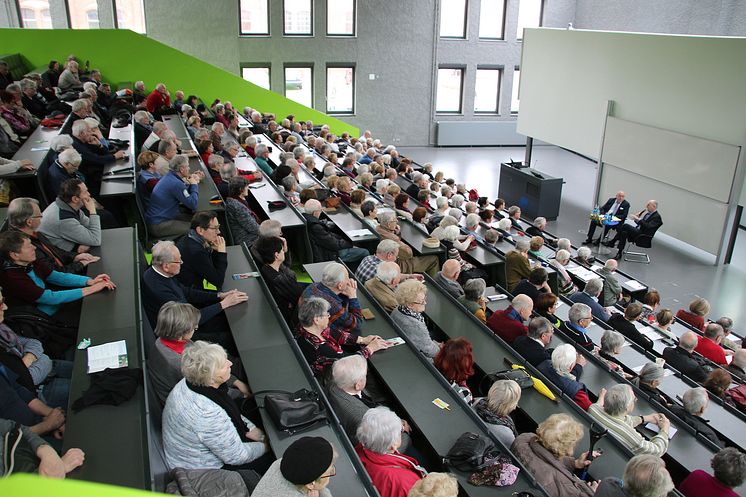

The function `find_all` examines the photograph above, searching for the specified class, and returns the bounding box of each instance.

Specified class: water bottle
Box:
[605,213,611,223]
[593,205,599,217]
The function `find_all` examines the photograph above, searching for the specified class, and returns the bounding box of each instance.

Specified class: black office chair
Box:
[624,225,661,264]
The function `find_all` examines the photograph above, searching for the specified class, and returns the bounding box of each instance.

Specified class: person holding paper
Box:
[588,384,670,456]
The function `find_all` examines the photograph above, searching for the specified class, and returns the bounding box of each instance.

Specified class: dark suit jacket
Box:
[599,197,630,222]
[608,314,654,351]
[513,336,549,367]
[142,267,222,328]
[405,183,420,199]
[669,405,724,448]
[525,226,557,247]
[176,232,228,290]
[635,210,663,236]
[662,346,709,383]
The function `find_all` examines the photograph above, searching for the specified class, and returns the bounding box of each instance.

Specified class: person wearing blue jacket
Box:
[146,154,204,238]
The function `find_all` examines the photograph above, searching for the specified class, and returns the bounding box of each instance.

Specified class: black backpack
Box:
[443,432,498,471]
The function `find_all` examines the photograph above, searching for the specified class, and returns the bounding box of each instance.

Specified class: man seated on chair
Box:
[569,277,611,323]
[38,179,102,254]
[526,217,558,248]
[583,191,630,245]
[176,211,228,291]
[145,154,204,239]
[605,200,662,260]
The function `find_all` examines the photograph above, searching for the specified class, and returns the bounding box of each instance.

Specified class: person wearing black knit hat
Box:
[252,436,337,497]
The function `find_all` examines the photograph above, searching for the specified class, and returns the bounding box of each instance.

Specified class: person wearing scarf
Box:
[389,280,441,360]
[162,341,269,473]
[473,379,521,447]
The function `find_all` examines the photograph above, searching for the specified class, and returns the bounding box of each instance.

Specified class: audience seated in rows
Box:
[376,211,438,277]
[390,280,440,359]
[254,236,305,327]
[487,294,533,345]
[303,199,369,266]
[570,278,611,323]
[175,211,228,290]
[662,331,710,383]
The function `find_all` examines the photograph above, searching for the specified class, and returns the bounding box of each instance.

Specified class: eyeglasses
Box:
[205,225,221,231]
[412,300,427,306]
[319,465,336,479]
[167,260,184,265]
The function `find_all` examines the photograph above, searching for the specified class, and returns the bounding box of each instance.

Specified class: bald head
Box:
[442,259,461,280]
[512,294,534,319]
[615,191,625,203]
[646,199,658,212]
[604,259,618,271]
[679,331,699,352]
[733,349,746,369]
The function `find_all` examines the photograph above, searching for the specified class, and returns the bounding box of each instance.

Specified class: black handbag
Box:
[443,432,498,472]
[254,389,328,435]
[479,368,534,396]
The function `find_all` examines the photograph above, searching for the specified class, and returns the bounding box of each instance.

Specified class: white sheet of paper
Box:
[487,294,508,302]
[645,422,677,439]
[347,229,372,238]
[625,280,646,291]
[87,339,128,373]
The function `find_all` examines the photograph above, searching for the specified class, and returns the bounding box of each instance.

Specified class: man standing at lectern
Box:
[605,199,663,259]
[583,191,630,245]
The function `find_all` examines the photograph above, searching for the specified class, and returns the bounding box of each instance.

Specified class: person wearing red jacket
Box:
[487,294,533,345]
[145,83,171,115]
[695,323,729,365]
[355,407,426,497]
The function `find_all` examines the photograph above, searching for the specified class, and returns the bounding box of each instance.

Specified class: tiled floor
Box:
[399,145,746,326]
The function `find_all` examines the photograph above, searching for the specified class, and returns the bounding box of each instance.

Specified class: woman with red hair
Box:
[434,337,475,404]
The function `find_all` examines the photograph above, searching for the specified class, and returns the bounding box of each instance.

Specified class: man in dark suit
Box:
[606,199,663,259]
[513,317,583,380]
[662,331,710,383]
[583,191,630,245]
[669,387,724,448]
[526,217,558,248]
[607,303,654,352]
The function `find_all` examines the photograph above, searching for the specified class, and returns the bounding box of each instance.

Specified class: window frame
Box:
[325,63,355,115]
[510,66,521,114]
[240,64,272,91]
[474,66,502,115]
[283,64,314,108]
[238,0,271,37]
[477,0,507,40]
[439,0,468,39]
[113,0,147,34]
[325,0,356,37]
[435,66,465,115]
[16,0,53,28]
[65,0,102,30]
[516,0,544,41]
[282,0,314,37]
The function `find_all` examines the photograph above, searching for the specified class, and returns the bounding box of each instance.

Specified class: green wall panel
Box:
[0,28,358,136]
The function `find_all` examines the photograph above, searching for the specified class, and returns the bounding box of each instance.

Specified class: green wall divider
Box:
[0,28,358,136]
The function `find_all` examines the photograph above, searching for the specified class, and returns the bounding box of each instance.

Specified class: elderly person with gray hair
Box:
[473,379,521,446]
[595,454,674,497]
[695,322,729,366]
[588,384,670,456]
[663,331,710,383]
[355,407,426,497]
[596,329,628,375]
[458,278,488,323]
[505,239,532,292]
[45,147,83,199]
[254,143,272,175]
[376,210,439,277]
[667,387,724,449]
[570,277,611,323]
[632,363,670,407]
[302,199,369,265]
[391,279,441,359]
[296,296,387,376]
[680,447,746,497]
[549,249,577,296]
[327,355,412,449]
[365,261,403,313]
[145,154,204,238]
[162,341,270,472]
[148,302,250,407]
[299,261,367,335]
[575,245,595,266]
[142,240,247,353]
[564,303,596,351]
[538,344,592,410]
[596,258,622,306]
[70,118,124,194]
[727,348,746,382]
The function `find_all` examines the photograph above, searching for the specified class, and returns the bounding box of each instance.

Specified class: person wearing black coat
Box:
[514,317,584,379]
[583,191,630,244]
[302,199,369,265]
[662,332,710,383]
[606,199,663,259]
[607,303,654,352]
[669,387,724,448]
[254,236,306,328]
[175,212,228,291]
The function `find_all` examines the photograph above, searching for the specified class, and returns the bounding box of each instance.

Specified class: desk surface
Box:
[222,247,374,497]
[100,123,135,197]
[63,227,149,489]
[304,262,547,497]
[8,120,67,179]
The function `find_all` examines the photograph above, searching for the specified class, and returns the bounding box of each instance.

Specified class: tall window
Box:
[284,0,313,36]
[439,0,467,38]
[239,0,269,35]
[435,67,464,113]
[474,68,501,113]
[242,66,271,90]
[516,0,542,40]
[67,0,99,29]
[114,0,146,34]
[18,0,52,28]
[285,66,313,107]
[478,0,506,39]
[327,0,355,36]
[511,68,521,114]
[326,66,354,114]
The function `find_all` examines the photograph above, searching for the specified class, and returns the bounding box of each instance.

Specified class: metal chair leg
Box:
[623,247,650,264]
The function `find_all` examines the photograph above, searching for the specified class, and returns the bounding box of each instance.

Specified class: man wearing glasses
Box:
[176,211,227,290]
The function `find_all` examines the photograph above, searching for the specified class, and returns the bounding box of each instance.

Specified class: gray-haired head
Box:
[180,341,227,387]
[600,329,625,355]
[512,294,533,313]
[533,217,546,229]
[255,143,268,156]
[376,261,401,286]
[304,198,322,215]
[568,303,592,325]
[168,154,189,172]
[298,297,331,328]
[463,278,486,302]
[154,301,201,340]
[712,447,746,488]
[603,384,635,416]
[733,349,746,369]
[465,213,480,229]
[623,454,674,497]
[528,316,553,340]
[71,119,90,138]
[637,363,665,385]
[576,246,592,260]
[515,239,530,253]
[435,196,449,211]
[356,406,402,454]
[679,331,699,352]
[58,147,82,168]
[7,197,39,229]
[332,354,368,391]
[50,134,74,152]
[377,210,397,226]
[321,262,349,289]
[71,98,89,114]
[555,249,571,263]
[508,205,521,217]
[151,240,178,267]
[584,278,604,297]
[704,323,725,340]
[716,316,733,332]
[484,229,499,244]
[293,145,306,160]
[682,387,709,416]
[556,238,571,251]
[551,344,577,374]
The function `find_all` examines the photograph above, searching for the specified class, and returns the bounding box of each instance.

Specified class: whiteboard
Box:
[602,117,741,204]
[598,165,728,255]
